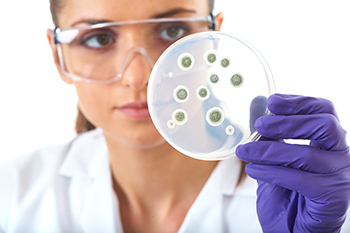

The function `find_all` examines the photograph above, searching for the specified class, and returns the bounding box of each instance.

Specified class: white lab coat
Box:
[0,129,261,232]
[0,129,349,233]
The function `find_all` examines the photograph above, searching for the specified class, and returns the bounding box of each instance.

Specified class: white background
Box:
[0,0,349,163]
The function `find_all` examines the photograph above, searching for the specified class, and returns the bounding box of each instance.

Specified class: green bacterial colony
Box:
[167,50,243,135]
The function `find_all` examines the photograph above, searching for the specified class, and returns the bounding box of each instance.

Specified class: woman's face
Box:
[51,0,217,149]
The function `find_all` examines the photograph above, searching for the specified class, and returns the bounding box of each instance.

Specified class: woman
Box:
[0,0,349,232]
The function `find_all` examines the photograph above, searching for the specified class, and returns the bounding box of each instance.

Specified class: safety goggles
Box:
[53,15,215,83]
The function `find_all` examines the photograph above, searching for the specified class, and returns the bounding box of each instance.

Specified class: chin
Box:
[103,127,167,149]
[128,135,167,150]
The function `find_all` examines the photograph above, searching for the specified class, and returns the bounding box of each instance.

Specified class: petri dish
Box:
[147,31,275,160]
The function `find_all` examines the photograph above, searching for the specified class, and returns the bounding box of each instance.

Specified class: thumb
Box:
[250,95,268,134]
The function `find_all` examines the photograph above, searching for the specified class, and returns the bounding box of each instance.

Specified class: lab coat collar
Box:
[57,129,257,232]
[58,128,256,196]
[59,128,109,179]
[178,156,257,232]
[217,155,257,197]
[218,155,241,196]
[58,129,121,232]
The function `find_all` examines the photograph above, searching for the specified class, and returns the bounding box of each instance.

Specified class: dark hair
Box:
[75,106,96,134]
[50,0,215,133]
[49,0,61,27]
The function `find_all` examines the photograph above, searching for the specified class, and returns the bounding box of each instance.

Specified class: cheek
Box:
[73,83,166,148]
[74,83,110,127]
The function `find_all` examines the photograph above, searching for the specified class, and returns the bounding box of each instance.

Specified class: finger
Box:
[249,95,267,134]
[245,163,350,201]
[255,114,348,150]
[268,94,339,120]
[255,182,297,232]
[255,180,348,232]
[236,141,350,173]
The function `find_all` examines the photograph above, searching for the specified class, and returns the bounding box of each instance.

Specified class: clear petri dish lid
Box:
[148,31,275,161]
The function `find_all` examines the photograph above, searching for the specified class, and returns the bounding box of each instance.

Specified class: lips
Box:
[115,102,151,119]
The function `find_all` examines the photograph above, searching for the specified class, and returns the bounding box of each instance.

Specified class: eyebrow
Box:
[152,8,197,19]
[71,8,197,28]
[71,20,109,27]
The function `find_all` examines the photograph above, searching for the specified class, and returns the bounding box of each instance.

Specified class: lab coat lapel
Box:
[178,156,242,233]
[178,177,225,233]
[79,166,121,233]
[59,129,123,232]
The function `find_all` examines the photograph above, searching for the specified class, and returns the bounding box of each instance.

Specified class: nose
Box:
[118,46,154,90]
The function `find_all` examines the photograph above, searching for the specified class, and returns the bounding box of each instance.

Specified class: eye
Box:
[83,34,115,48]
[160,26,186,41]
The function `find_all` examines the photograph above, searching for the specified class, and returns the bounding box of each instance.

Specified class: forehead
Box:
[59,0,209,29]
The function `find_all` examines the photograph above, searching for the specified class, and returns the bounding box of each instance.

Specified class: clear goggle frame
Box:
[53,15,216,84]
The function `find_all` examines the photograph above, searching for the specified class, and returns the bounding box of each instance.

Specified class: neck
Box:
[104,131,218,217]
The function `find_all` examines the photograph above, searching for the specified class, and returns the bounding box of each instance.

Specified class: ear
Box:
[214,12,224,31]
[46,28,73,84]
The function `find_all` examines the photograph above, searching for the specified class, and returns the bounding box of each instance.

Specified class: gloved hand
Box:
[236,93,350,232]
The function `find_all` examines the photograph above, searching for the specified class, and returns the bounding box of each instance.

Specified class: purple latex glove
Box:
[236,94,350,232]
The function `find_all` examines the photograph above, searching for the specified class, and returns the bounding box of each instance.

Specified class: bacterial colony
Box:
[166,49,243,136]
